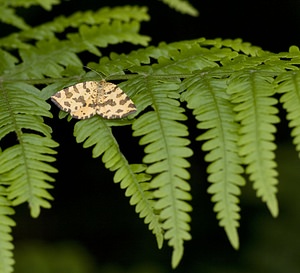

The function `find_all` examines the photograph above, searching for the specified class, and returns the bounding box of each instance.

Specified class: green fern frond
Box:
[159,0,199,16]
[181,75,245,249]
[0,134,58,217]
[152,39,239,72]
[0,49,18,75]
[11,39,83,79]
[68,19,149,52]
[4,0,60,10]
[276,71,300,156]
[0,0,58,32]
[0,6,150,51]
[0,82,58,217]
[227,72,280,217]
[0,186,15,273]
[132,78,193,268]
[0,82,52,139]
[0,5,29,30]
[74,117,164,247]
[211,38,262,56]
[0,8,150,79]
[89,38,243,78]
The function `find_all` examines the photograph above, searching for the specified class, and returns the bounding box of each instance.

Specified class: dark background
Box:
[7,0,300,272]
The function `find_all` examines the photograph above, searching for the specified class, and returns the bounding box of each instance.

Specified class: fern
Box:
[0,0,60,30]
[0,6,149,50]
[131,77,193,268]
[0,186,15,273]
[0,5,29,30]
[182,75,245,249]
[2,0,60,10]
[0,80,58,272]
[227,72,280,217]
[159,0,199,16]
[0,6,150,64]
[0,81,58,217]
[277,74,300,155]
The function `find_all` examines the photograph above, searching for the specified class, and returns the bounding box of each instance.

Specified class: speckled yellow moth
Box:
[51,80,136,119]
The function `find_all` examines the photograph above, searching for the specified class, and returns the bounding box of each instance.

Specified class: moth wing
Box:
[51,81,99,119]
[97,82,136,119]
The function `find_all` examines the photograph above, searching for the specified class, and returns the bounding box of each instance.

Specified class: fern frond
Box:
[159,0,199,16]
[0,0,58,31]
[0,5,29,30]
[0,49,18,75]
[227,72,280,217]
[181,75,245,249]
[0,6,150,51]
[12,39,83,79]
[131,78,193,268]
[0,186,15,273]
[0,82,58,217]
[89,38,245,78]
[88,38,253,79]
[74,117,164,247]
[211,38,262,56]
[1,11,150,79]
[4,0,60,10]
[276,71,300,156]
[68,19,149,53]
[151,39,240,73]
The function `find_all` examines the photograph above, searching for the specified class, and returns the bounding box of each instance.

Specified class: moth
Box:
[51,80,136,119]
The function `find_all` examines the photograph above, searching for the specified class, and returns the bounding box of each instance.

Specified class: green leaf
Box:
[0,186,15,273]
[0,81,58,217]
[159,0,199,16]
[182,74,245,249]
[0,6,29,30]
[228,72,280,217]
[276,71,300,156]
[132,77,193,268]
[5,0,60,10]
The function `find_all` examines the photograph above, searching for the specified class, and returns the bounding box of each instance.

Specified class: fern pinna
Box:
[182,75,245,249]
[2,1,300,272]
[131,77,193,268]
[0,81,58,272]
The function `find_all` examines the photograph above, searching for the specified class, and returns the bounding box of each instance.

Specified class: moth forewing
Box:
[97,81,137,119]
[51,82,95,119]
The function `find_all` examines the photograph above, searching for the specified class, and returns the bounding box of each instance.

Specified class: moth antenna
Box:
[83,66,106,80]
[83,66,124,82]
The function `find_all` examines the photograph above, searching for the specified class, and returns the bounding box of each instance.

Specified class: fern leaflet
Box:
[276,71,300,156]
[227,72,280,217]
[182,74,245,249]
[159,0,199,16]
[131,77,193,268]
[0,5,29,30]
[0,82,58,217]
[0,186,15,273]
[0,6,150,52]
